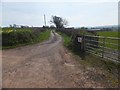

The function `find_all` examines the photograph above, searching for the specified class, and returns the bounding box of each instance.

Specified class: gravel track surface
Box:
[2,31,114,88]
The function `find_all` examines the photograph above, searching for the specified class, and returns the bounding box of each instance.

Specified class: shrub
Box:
[2,28,47,47]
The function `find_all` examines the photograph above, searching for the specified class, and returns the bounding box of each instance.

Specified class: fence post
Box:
[81,35,85,59]
[102,37,105,58]
[83,35,85,51]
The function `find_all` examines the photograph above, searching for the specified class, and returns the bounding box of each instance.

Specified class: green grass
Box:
[97,31,119,50]
[57,32,72,47]
[35,30,51,43]
[98,31,118,37]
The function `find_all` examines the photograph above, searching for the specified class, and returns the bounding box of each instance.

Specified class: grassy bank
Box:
[2,29,51,49]
[57,32,71,47]
[58,31,119,87]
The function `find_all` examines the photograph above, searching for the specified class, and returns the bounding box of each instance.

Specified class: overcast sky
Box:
[1,0,119,27]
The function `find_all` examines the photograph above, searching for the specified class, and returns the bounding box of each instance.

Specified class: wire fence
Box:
[82,35,120,63]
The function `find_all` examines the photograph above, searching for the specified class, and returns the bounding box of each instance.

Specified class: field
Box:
[1,27,51,49]
[97,31,119,50]
[98,31,118,37]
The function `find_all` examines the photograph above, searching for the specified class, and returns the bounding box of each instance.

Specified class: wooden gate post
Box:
[81,35,85,60]
[75,35,86,60]
[102,37,105,58]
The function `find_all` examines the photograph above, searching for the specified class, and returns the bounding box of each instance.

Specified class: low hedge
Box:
[2,28,47,47]
[2,30,36,46]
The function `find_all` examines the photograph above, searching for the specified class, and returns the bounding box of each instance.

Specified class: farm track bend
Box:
[2,31,114,88]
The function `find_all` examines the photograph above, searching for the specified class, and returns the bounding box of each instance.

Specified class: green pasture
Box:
[98,31,118,38]
[97,31,119,50]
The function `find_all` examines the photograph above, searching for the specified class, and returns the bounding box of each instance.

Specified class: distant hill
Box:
[87,25,118,31]
[94,25,118,29]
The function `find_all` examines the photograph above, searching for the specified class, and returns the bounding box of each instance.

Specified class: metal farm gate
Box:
[76,35,120,63]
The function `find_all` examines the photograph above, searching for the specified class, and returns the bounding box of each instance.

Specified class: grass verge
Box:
[57,32,72,47]
[35,30,51,42]
[58,31,119,87]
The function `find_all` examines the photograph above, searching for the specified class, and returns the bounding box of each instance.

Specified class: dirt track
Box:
[2,31,114,88]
